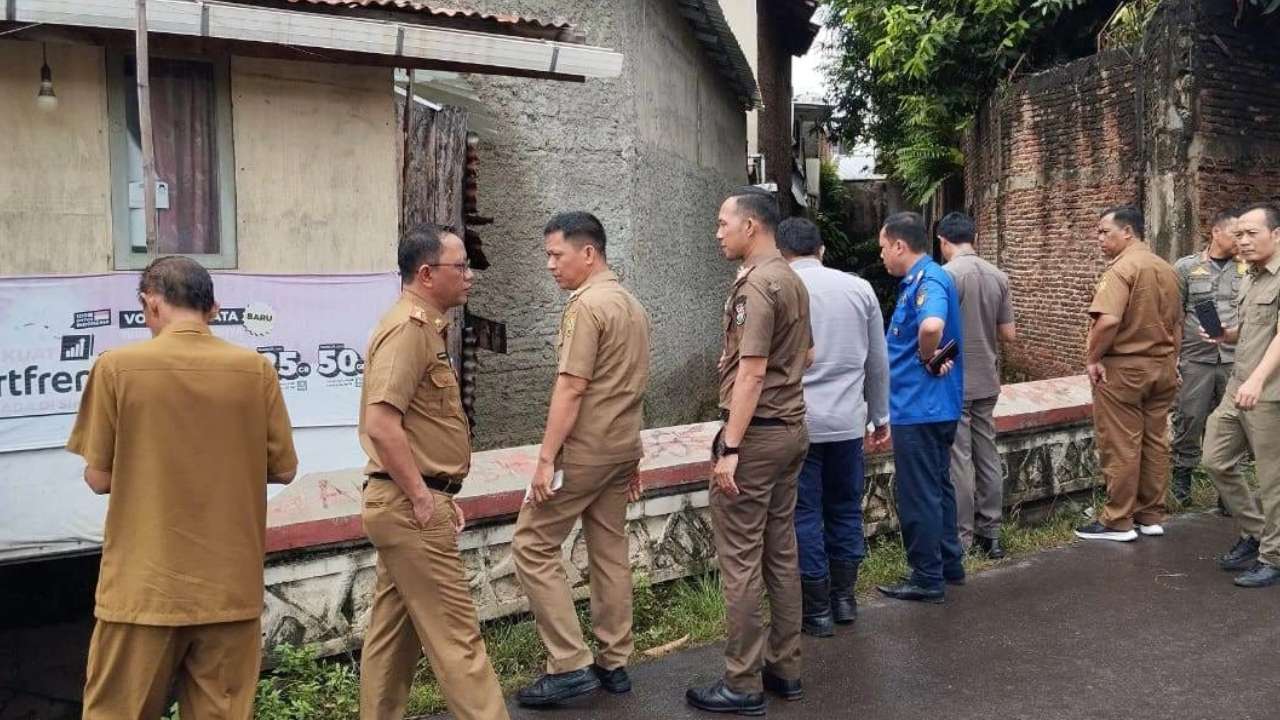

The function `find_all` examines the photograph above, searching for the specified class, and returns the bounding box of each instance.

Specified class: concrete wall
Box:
[459,0,746,449]
[232,58,399,273]
[0,45,396,275]
[0,41,112,274]
[257,376,1098,659]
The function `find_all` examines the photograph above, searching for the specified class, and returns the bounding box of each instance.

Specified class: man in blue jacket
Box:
[875,211,966,603]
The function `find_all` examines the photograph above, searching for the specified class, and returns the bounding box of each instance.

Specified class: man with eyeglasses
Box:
[357,224,509,720]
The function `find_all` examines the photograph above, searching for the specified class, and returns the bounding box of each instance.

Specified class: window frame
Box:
[106,50,238,270]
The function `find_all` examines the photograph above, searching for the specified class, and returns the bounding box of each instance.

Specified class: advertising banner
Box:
[0,272,400,453]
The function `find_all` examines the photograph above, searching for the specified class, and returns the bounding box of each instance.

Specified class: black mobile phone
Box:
[1195,299,1224,339]
[927,339,959,375]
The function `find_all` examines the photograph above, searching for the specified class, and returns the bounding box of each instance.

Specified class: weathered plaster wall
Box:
[460,0,745,449]
[232,58,398,273]
[0,41,112,274]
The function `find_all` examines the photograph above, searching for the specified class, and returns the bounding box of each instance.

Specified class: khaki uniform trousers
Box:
[358,480,508,720]
[950,395,1003,546]
[1203,395,1280,567]
[512,460,638,675]
[711,421,808,694]
[1092,355,1179,530]
[1172,360,1233,470]
[81,618,261,720]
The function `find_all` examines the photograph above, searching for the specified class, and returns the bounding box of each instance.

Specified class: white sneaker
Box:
[1137,523,1165,537]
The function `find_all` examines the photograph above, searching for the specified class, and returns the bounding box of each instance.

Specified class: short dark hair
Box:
[777,217,823,257]
[138,256,216,313]
[1211,208,1238,229]
[1239,202,1280,231]
[544,211,607,255]
[936,212,976,245]
[1101,205,1145,239]
[398,223,447,283]
[727,187,781,233]
[882,211,929,253]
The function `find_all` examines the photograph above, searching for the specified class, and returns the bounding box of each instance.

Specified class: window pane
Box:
[125,58,220,255]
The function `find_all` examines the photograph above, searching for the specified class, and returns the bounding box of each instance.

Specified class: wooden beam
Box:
[134,0,158,255]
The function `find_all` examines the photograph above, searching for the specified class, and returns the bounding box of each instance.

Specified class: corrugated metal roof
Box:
[275,0,573,31]
[676,0,760,110]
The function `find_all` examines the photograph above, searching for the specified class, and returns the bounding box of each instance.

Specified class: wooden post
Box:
[136,0,158,255]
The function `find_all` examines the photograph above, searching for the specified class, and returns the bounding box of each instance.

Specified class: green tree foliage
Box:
[823,0,1086,204]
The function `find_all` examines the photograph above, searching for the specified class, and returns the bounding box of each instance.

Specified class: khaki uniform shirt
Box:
[1174,251,1246,364]
[1230,251,1280,401]
[557,270,651,466]
[1089,242,1182,359]
[359,291,470,480]
[66,321,297,626]
[944,252,1014,401]
[718,252,812,422]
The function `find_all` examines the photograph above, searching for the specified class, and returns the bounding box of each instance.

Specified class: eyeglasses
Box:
[423,259,472,272]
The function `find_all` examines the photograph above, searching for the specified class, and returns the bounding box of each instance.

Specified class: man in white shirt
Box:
[778,217,890,636]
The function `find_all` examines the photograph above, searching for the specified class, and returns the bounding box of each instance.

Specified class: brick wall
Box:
[966,0,1280,381]
[966,52,1141,379]
[1190,2,1280,227]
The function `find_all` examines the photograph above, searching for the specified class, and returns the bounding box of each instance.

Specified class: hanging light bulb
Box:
[36,43,58,112]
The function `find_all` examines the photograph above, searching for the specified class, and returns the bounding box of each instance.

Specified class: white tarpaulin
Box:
[0,272,400,560]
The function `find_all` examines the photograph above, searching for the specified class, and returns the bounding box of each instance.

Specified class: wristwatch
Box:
[721,445,740,456]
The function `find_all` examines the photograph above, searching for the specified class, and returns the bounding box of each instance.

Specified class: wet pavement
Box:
[492,512,1280,720]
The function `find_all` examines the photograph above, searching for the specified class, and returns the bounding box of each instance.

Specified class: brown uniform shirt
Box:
[1089,242,1182,359]
[557,270,651,465]
[1231,251,1280,401]
[359,291,470,480]
[66,321,297,626]
[718,252,812,422]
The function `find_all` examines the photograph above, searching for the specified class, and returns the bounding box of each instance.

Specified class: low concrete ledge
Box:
[263,375,1096,657]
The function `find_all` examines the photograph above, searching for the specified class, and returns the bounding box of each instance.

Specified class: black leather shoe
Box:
[876,580,944,604]
[1170,467,1193,506]
[686,680,765,716]
[1219,536,1261,571]
[973,534,1006,559]
[516,667,601,707]
[1234,562,1280,588]
[762,666,803,701]
[944,573,966,586]
[800,576,835,637]
[829,559,859,625]
[592,663,631,694]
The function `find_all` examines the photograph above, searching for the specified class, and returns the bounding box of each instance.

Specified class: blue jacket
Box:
[887,255,964,425]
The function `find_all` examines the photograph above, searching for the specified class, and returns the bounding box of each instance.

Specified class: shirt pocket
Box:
[428,366,460,411]
[1248,285,1280,325]
[1188,279,1213,300]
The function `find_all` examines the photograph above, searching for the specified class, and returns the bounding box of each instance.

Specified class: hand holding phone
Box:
[927,339,959,376]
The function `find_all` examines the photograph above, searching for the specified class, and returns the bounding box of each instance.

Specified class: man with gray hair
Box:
[69,256,298,720]
[777,217,889,636]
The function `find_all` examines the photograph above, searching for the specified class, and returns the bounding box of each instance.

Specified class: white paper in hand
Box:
[524,469,565,503]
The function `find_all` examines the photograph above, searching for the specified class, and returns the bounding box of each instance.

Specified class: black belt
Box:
[718,411,789,427]
[368,472,463,496]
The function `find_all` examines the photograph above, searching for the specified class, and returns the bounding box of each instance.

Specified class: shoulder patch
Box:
[733,296,747,326]
[916,288,927,307]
